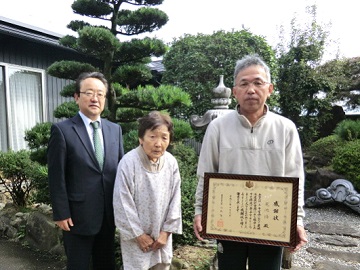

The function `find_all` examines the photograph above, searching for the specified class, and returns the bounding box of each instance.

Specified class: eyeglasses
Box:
[236,80,270,91]
[79,90,106,99]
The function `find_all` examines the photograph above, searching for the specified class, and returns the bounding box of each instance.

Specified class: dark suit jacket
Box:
[47,114,124,235]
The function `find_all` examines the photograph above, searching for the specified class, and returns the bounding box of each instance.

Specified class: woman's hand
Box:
[151,231,171,251]
[136,234,154,252]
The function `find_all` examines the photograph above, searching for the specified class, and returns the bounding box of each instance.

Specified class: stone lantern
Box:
[190,75,234,129]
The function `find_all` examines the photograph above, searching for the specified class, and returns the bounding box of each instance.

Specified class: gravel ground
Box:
[291,204,360,269]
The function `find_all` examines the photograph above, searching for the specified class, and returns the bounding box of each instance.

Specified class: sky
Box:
[1,0,359,61]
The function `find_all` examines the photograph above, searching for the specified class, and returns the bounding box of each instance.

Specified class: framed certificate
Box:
[201,173,299,247]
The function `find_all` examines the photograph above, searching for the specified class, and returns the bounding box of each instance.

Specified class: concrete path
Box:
[0,238,65,270]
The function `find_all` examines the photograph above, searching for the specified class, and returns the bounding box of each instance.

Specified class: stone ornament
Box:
[306,179,360,214]
[190,75,233,129]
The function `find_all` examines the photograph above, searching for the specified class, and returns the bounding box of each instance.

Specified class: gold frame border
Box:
[201,173,299,248]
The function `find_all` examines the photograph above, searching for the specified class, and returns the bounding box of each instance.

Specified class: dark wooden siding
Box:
[0,33,100,123]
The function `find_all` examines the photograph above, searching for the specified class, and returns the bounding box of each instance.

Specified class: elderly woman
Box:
[113,111,182,270]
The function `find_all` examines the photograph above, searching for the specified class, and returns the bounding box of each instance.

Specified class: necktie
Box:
[90,121,104,170]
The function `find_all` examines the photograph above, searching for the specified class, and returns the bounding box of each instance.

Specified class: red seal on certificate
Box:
[217,220,224,227]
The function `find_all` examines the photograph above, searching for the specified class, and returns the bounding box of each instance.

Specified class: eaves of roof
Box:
[0,16,71,50]
[0,16,167,72]
[147,60,165,72]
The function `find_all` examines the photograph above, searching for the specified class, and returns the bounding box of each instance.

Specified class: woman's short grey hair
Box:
[137,111,174,142]
[233,54,271,86]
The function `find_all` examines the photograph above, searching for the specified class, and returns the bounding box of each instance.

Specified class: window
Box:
[0,67,7,151]
[0,64,46,151]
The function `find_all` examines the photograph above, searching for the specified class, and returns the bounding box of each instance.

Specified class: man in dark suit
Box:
[48,72,124,270]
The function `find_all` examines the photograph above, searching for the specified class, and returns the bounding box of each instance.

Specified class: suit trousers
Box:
[63,215,115,270]
[217,240,283,270]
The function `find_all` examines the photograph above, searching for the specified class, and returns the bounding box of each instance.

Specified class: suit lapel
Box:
[71,114,99,168]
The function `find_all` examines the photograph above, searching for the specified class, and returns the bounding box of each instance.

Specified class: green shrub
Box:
[24,122,52,204]
[334,119,360,141]
[28,164,50,205]
[24,122,52,165]
[0,150,35,207]
[332,140,360,191]
[172,118,194,142]
[53,101,79,119]
[170,142,198,179]
[306,135,343,167]
[122,130,139,154]
[170,143,199,247]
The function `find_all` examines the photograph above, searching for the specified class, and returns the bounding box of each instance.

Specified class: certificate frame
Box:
[201,173,299,247]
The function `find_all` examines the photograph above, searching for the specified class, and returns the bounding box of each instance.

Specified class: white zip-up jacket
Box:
[195,105,305,226]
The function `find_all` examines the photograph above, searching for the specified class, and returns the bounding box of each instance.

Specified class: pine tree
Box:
[47,0,191,124]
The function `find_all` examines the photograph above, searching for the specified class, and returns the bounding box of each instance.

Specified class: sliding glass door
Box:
[0,64,45,151]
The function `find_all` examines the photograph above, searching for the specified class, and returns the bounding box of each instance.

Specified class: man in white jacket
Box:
[193,54,308,270]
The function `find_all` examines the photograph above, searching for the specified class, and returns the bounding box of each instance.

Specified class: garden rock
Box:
[25,211,63,254]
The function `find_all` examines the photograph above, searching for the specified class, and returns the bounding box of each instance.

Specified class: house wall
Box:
[0,33,98,123]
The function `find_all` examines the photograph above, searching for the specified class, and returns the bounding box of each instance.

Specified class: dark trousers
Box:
[217,240,283,270]
[63,216,115,270]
